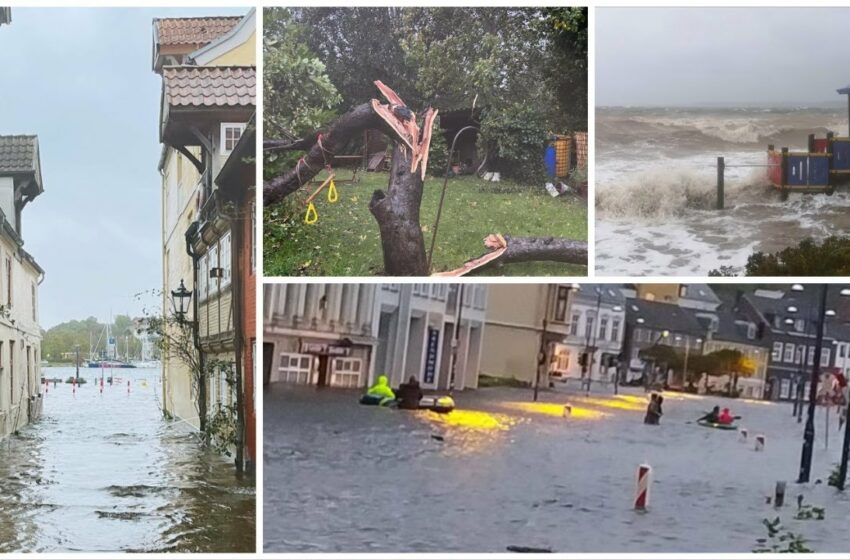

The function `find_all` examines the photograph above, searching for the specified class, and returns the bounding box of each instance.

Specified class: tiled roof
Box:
[153,16,240,47]
[162,66,255,108]
[0,135,38,174]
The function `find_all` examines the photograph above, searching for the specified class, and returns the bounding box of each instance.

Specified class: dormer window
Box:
[221,123,246,154]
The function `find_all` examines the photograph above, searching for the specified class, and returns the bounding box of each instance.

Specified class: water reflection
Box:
[0,367,255,553]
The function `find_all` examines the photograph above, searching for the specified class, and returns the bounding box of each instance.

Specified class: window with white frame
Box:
[276,353,312,384]
[611,319,621,342]
[219,231,232,288]
[747,323,756,339]
[208,243,220,296]
[821,348,831,367]
[554,286,570,322]
[599,316,608,341]
[331,358,362,388]
[783,343,795,363]
[585,316,595,339]
[780,378,791,399]
[563,314,576,336]
[807,346,815,366]
[772,342,783,361]
[197,253,208,301]
[220,122,246,154]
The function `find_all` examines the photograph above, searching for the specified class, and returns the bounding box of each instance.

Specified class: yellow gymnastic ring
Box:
[304,202,318,224]
[328,180,338,203]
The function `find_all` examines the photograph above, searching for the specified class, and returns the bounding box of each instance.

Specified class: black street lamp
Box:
[791,284,845,484]
[171,279,193,324]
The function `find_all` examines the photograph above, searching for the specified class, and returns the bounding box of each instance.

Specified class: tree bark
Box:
[368,146,429,275]
[499,235,588,265]
[263,103,383,205]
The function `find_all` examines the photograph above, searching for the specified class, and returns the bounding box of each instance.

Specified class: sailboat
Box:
[86,321,136,368]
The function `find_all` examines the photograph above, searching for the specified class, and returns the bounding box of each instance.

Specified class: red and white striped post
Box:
[127,380,131,394]
[739,428,748,442]
[100,377,104,394]
[755,434,765,451]
[635,464,652,511]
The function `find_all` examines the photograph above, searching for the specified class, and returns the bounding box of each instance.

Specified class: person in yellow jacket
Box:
[365,374,396,405]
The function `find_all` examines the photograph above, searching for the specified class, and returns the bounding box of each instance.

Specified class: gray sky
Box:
[0,7,245,329]
[597,8,850,107]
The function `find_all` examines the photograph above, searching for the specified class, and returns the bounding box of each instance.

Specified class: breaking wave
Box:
[596,166,769,220]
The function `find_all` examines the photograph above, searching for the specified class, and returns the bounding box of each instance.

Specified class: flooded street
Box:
[266,384,850,553]
[0,367,255,553]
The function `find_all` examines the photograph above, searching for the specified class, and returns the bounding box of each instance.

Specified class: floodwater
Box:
[596,107,850,275]
[0,367,255,553]
[266,383,850,553]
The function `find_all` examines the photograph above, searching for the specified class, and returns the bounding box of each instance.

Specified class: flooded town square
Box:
[0,367,256,553]
[265,384,850,553]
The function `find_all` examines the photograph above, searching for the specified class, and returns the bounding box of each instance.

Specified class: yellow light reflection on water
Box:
[500,401,608,419]
[418,408,515,431]
[574,396,646,411]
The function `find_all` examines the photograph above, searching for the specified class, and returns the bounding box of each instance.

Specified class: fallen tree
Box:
[263,81,587,276]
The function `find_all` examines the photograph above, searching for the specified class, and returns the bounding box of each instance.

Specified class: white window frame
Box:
[197,253,208,301]
[821,348,831,367]
[208,243,220,296]
[330,358,362,388]
[780,378,791,399]
[772,342,783,361]
[219,231,232,289]
[611,319,621,343]
[220,122,246,154]
[276,352,312,384]
[783,343,795,363]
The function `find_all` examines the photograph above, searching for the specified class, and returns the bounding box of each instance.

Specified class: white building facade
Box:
[0,135,45,439]
[263,283,487,391]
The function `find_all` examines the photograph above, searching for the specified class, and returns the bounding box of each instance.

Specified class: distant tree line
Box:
[41,315,156,363]
[710,236,850,276]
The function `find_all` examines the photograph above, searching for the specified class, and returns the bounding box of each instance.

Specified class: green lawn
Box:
[264,172,587,276]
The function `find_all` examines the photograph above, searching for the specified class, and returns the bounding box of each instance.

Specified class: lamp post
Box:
[836,288,850,490]
[645,329,669,391]
[795,284,829,484]
[618,314,644,395]
[535,283,578,401]
[676,335,702,389]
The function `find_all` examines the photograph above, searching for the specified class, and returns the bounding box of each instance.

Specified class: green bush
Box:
[479,104,548,185]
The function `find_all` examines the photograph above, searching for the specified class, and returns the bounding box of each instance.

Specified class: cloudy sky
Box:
[597,8,850,107]
[0,7,245,328]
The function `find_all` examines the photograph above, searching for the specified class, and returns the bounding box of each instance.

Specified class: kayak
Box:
[697,419,738,430]
[359,394,456,413]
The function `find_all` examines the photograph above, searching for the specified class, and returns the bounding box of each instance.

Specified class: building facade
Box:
[0,135,45,439]
[155,10,256,469]
[263,283,487,391]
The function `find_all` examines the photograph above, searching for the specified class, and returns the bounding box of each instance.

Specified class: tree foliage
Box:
[710,236,850,276]
[42,315,149,362]
[266,7,588,183]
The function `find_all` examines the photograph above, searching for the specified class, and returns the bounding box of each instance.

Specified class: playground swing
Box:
[303,173,338,224]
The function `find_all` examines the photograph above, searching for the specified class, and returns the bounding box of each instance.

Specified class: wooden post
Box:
[808,133,815,153]
[781,148,789,186]
[716,156,724,210]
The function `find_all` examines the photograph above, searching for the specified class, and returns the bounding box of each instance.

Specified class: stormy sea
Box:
[595,106,850,275]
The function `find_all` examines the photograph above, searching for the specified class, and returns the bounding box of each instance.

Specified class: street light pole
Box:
[534,284,553,402]
[449,283,464,394]
[798,284,828,484]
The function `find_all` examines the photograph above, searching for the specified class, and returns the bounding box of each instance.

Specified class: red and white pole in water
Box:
[72,376,76,395]
[755,435,766,451]
[635,464,652,511]
[100,377,104,394]
[127,380,131,394]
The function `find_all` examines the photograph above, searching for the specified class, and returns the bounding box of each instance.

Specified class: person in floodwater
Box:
[718,407,735,425]
[644,393,663,425]
[699,405,721,424]
[366,374,396,405]
[396,375,424,410]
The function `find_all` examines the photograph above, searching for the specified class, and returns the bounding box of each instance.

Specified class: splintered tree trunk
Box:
[369,146,429,275]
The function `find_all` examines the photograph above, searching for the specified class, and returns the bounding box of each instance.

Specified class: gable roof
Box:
[626,297,706,336]
[0,135,43,194]
[189,8,255,66]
